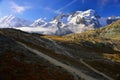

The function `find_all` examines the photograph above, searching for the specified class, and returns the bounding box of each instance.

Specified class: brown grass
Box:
[84,60,120,80]
[0,51,74,80]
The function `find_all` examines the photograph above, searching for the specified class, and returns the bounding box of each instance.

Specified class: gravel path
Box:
[18,42,97,80]
[80,59,114,80]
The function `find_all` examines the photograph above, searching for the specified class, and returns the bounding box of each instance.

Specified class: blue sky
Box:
[0,0,120,21]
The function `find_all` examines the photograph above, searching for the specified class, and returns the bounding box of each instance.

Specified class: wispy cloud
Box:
[44,0,77,15]
[44,7,62,14]
[57,0,77,11]
[10,1,31,14]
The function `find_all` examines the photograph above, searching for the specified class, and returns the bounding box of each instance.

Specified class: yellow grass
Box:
[103,53,120,63]
[42,35,70,42]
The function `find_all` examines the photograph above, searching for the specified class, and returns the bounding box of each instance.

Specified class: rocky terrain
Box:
[43,20,120,80]
[0,30,74,80]
[0,20,120,80]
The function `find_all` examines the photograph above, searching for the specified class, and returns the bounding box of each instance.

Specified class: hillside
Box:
[0,20,120,80]
[0,30,74,80]
[43,20,120,80]
[65,20,120,53]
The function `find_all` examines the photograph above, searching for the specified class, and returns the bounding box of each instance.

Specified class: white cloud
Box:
[10,1,31,14]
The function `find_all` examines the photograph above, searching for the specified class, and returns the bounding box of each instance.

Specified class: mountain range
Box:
[0,9,120,35]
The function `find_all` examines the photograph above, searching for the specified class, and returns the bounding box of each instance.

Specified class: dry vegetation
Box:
[42,20,120,79]
[0,51,74,80]
[0,33,74,80]
[103,53,120,62]
[84,60,120,80]
[0,20,120,80]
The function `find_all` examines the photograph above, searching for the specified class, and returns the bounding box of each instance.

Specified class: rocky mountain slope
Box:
[0,20,120,80]
[0,30,75,80]
[0,15,32,28]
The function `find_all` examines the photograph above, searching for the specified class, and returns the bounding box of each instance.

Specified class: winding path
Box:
[18,42,97,80]
[80,59,114,80]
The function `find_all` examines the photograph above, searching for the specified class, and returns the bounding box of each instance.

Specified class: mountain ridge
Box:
[0,15,32,28]
[0,9,120,35]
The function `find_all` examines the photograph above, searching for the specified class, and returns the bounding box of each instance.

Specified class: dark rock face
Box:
[55,27,72,36]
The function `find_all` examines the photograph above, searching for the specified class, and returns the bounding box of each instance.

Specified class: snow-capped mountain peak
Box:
[0,15,32,28]
[30,18,47,27]
[67,9,100,27]
[0,15,15,23]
